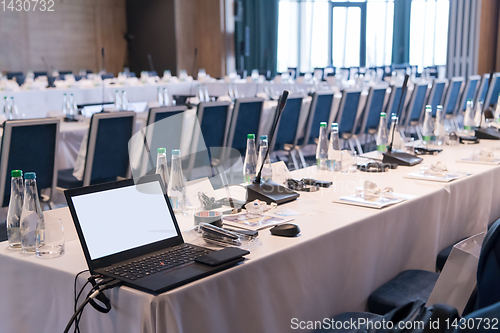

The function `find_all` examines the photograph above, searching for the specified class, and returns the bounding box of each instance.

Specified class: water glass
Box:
[404,137,415,155]
[341,150,358,173]
[36,217,65,259]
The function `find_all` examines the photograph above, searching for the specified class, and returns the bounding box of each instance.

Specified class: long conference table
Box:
[1,140,500,333]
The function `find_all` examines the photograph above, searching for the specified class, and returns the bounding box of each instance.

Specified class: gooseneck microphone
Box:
[254,90,289,184]
[387,75,409,154]
[192,48,198,79]
[147,54,155,74]
[101,47,105,112]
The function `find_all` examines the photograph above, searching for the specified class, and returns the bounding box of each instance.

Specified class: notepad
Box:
[404,171,467,183]
[334,193,412,209]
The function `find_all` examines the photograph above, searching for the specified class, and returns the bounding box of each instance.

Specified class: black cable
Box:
[64,290,97,333]
[73,270,89,333]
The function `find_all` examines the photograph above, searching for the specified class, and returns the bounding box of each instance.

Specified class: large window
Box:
[409,0,449,70]
[277,0,449,73]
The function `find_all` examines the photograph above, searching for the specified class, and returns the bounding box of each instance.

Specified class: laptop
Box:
[65,174,245,294]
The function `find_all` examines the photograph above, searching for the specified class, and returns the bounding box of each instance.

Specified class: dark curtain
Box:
[235,0,279,77]
[392,0,411,64]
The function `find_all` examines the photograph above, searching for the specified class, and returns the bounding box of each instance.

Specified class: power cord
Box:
[66,274,122,333]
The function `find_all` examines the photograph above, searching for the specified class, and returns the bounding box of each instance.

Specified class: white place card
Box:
[404,171,467,183]
[334,193,413,209]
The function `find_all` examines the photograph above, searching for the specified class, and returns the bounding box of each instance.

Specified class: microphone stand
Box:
[246,90,300,205]
[382,74,423,166]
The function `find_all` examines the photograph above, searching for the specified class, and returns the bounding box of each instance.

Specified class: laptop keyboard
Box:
[103,244,211,281]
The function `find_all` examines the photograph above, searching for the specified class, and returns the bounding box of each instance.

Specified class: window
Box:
[277,0,449,73]
[409,0,450,70]
[278,0,394,73]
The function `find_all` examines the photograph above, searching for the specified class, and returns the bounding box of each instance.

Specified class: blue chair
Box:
[269,96,304,169]
[57,112,136,189]
[336,88,363,152]
[187,101,231,179]
[458,75,481,114]
[405,82,429,124]
[34,71,47,78]
[100,73,114,80]
[227,97,264,156]
[443,77,465,116]
[12,75,25,86]
[74,75,86,81]
[475,74,490,107]
[0,118,60,208]
[357,85,388,151]
[484,72,500,110]
[301,91,335,146]
[6,72,23,80]
[385,84,407,117]
[136,106,188,176]
[427,79,448,117]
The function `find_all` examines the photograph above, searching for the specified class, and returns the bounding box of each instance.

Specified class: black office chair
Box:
[0,118,60,208]
[12,75,26,86]
[34,71,47,78]
[57,112,136,188]
[6,72,23,80]
[100,73,114,80]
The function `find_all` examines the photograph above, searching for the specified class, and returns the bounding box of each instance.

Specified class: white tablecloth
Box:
[0,82,313,119]
[2,141,500,333]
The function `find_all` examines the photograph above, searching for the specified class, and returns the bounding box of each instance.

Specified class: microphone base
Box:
[382,151,423,166]
[474,127,500,140]
[246,180,299,205]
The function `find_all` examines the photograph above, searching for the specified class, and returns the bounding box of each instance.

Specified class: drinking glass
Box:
[341,150,358,173]
[36,217,65,258]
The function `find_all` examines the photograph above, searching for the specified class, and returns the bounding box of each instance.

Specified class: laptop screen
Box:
[70,180,179,260]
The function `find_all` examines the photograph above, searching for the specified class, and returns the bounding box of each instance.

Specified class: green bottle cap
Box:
[380,112,386,117]
[157,148,166,154]
[260,135,268,140]
[172,149,181,155]
[11,170,22,178]
[24,172,36,180]
[247,134,255,139]
[425,105,431,109]
[467,99,473,102]
[320,122,327,128]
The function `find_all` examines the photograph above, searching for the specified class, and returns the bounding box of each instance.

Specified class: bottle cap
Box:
[11,170,22,178]
[24,172,36,180]
[437,105,442,109]
[320,122,327,128]
[247,134,255,139]
[380,112,386,117]
[331,122,338,128]
[467,99,473,102]
[172,149,181,155]
[157,148,166,154]
[260,135,268,140]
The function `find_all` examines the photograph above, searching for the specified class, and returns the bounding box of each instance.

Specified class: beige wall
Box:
[0,0,127,75]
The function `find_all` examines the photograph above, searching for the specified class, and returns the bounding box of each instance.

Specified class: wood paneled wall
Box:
[0,0,127,75]
[175,0,233,78]
[478,0,500,74]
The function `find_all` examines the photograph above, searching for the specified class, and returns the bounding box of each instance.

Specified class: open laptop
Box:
[65,174,244,294]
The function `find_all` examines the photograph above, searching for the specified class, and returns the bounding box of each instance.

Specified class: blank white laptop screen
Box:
[71,181,178,260]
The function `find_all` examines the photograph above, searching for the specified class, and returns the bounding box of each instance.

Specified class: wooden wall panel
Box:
[0,0,127,75]
[478,0,500,74]
[175,0,226,78]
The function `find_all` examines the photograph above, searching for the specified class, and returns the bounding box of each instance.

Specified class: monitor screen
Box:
[70,181,178,260]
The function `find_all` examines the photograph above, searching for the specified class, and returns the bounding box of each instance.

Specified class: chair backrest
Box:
[458,75,481,113]
[271,96,304,151]
[302,91,335,146]
[227,97,264,155]
[476,218,500,310]
[34,71,47,78]
[427,79,448,117]
[442,77,464,115]
[360,86,388,134]
[403,82,429,126]
[385,85,406,117]
[82,111,136,187]
[0,118,60,207]
[336,88,363,137]
[142,106,187,173]
[188,101,231,173]
[475,73,490,107]
[100,73,114,80]
[484,72,500,110]
[6,72,23,80]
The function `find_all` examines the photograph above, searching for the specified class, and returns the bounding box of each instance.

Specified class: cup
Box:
[36,217,65,258]
[341,150,358,173]
[404,137,415,155]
